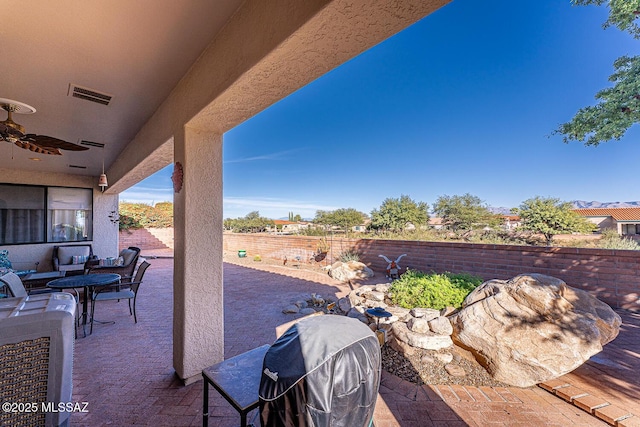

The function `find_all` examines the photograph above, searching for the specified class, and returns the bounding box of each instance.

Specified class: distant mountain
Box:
[572,200,640,209]
[488,207,513,215]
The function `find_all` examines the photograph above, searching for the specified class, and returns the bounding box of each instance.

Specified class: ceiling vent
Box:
[68,84,112,106]
[79,140,105,148]
[68,164,87,169]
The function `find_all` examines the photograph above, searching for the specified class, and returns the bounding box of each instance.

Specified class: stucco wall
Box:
[223,233,640,312]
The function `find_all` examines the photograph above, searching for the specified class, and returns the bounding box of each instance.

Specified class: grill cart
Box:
[259,315,381,427]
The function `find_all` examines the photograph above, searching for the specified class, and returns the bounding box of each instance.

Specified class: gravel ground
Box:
[224,252,513,388]
[381,344,512,387]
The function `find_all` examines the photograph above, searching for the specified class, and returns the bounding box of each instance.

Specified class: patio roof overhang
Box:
[1,0,452,382]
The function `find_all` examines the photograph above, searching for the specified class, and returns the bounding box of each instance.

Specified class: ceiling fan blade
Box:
[14,139,62,155]
[24,134,89,151]
[0,121,26,141]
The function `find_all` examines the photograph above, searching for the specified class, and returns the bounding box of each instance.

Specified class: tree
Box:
[369,195,429,232]
[287,212,302,222]
[555,1,640,146]
[573,0,640,38]
[511,197,597,245]
[313,208,367,236]
[432,193,502,232]
[223,211,274,233]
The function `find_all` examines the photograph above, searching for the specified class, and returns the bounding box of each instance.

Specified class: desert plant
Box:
[598,229,640,250]
[389,270,483,310]
[338,249,360,263]
[316,237,330,253]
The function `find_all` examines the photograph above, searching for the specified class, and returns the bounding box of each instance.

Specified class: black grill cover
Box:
[259,315,381,427]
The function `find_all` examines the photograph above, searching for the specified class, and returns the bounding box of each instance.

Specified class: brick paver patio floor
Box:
[68,256,639,426]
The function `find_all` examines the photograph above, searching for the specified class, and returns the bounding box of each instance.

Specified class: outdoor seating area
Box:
[59,256,640,426]
[52,244,96,276]
[0,245,146,336]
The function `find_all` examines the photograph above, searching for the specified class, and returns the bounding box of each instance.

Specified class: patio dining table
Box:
[47,273,121,337]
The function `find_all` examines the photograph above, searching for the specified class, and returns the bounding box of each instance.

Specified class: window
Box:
[0,185,45,244]
[48,187,93,243]
[0,184,93,245]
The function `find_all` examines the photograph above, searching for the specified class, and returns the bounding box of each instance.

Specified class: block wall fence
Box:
[119,228,174,250]
[223,233,640,312]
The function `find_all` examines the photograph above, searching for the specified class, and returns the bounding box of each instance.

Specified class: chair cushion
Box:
[58,246,91,265]
[119,249,137,266]
[71,255,89,265]
[58,264,86,272]
[94,290,135,301]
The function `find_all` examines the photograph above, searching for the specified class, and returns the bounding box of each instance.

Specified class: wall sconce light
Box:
[98,145,108,192]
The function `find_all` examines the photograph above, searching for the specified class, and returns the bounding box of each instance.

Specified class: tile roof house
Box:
[573,207,640,236]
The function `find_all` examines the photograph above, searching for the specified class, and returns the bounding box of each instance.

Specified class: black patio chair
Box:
[89,260,150,333]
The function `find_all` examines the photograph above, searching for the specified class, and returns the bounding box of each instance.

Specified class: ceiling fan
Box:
[0,98,89,156]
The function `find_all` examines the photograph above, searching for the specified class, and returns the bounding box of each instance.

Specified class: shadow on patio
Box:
[68,257,638,426]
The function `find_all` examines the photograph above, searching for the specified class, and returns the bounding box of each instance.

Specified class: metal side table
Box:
[202,344,270,427]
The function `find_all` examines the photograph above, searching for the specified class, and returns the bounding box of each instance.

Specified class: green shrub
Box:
[118,202,173,230]
[338,249,360,262]
[389,270,483,310]
[598,229,640,250]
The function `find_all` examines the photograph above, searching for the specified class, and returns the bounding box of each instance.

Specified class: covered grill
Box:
[259,315,381,427]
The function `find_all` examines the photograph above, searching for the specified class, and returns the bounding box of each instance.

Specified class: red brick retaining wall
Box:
[223,233,640,312]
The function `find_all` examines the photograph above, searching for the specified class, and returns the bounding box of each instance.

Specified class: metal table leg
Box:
[203,376,209,427]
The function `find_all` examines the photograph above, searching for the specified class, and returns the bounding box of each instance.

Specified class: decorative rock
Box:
[451,273,622,387]
[374,283,391,293]
[346,308,368,323]
[328,261,374,282]
[445,364,466,377]
[338,297,351,313]
[353,305,366,314]
[364,300,387,309]
[379,316,398,325]
[386,306,411,322]
[356,285,375,294]
[295,300,308,309]
[389,336,416,356]
[410,308,440,321]
[434,352,454,364]
[299,308,317,315]
[428,316,453,336]
[282,304,299,314]
[392,321,453,350]
[420,354,436,365]
[348,293,365,307]
[407,317,431,334]
[367,291,385,302]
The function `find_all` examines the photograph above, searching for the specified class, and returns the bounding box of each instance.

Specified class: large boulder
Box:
[450,273,622,387]
[328,261,374,282]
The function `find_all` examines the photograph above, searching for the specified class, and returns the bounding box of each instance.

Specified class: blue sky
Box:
[120,0,640,219]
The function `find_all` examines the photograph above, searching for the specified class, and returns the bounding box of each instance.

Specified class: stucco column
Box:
[173,126,224,383]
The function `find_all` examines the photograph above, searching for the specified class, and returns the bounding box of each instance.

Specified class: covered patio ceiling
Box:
[0,0,244,183]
